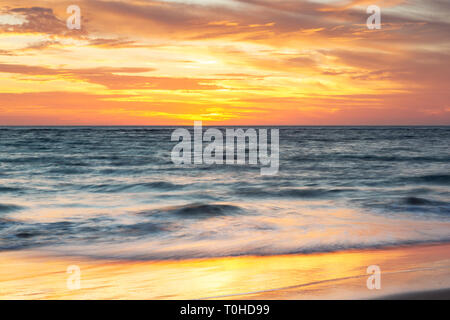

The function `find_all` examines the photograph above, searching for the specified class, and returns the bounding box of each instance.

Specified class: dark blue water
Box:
[0,127,449,260]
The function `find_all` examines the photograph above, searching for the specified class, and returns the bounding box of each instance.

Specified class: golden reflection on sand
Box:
[1,244,449,299]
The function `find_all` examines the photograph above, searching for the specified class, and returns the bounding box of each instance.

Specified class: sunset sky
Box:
[0,0,448,125]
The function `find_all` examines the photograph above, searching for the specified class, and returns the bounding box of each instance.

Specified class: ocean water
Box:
[0,126,449,260]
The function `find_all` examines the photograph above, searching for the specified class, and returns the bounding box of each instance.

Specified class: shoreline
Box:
[1,243,449,299]
[376,288,450,300]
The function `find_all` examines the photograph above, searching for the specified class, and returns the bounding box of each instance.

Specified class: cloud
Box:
[0,63,223,90]
[0,0,449,125]
[1,6,86,37]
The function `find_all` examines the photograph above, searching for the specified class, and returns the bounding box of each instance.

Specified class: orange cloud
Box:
[0,0,449,125]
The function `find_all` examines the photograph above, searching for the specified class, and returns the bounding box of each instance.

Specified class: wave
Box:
[404,197,438,206]
[0,186,23,193]
[82,181,186,193]
[234,187,356,198]
[46,167,91,175]
[0,203,23,214]
[140,203,243,219]
[361,196,450,216]
[404,174,450,185]
[0,216,170,250]
[289,154,450,163]
[40,238,450,261]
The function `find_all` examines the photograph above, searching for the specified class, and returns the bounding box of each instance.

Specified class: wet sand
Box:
[377,288,450,300]
[1,243,449,300]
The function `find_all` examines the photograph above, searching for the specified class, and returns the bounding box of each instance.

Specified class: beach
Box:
[1,243,449,300]
[1,0,449,306]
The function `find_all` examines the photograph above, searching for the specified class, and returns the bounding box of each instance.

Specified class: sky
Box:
[0,0,449,125]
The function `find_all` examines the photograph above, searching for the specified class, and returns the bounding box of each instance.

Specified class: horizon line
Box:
[1,124,449,127]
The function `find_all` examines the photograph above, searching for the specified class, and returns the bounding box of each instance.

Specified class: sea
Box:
[0,126,449,260]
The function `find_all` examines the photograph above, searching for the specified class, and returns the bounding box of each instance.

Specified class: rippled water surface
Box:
[0,127,449,260]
